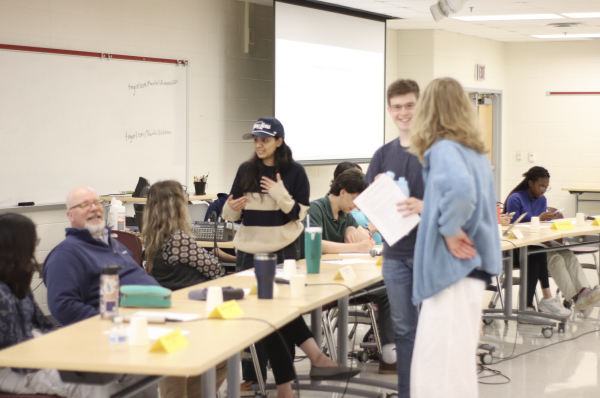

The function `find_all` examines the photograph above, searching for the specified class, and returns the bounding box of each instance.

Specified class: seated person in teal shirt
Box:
[332,162,383,245]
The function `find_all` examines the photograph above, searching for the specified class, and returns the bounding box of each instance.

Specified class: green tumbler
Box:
[304,227,322,274]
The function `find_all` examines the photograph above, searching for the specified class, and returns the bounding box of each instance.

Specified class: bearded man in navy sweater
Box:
[43,186,159,327]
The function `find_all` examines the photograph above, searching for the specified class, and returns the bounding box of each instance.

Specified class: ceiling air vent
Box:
[546,22,583,29]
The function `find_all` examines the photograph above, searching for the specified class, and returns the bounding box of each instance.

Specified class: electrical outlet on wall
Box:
[529,152,536,162]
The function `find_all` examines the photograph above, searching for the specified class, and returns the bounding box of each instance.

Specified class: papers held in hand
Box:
[354,174,420,246]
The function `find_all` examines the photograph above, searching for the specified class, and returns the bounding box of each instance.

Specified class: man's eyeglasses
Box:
[69,200,103,211]
[538,185,551,192]
[390,103,416,112]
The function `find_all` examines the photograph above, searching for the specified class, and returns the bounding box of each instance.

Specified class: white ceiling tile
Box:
[325,0,600,42]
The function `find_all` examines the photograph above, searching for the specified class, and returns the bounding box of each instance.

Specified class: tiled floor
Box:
[223,263,600,398]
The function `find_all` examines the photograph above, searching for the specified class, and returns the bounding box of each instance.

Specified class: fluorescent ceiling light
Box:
[452,14,563,21]
[531,33,600,38]
[562,13,600,19]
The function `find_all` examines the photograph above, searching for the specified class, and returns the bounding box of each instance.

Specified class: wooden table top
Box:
[0,298,299,377]
[174,259,384,314]
[500,218,600,250]
[562,187,600,193]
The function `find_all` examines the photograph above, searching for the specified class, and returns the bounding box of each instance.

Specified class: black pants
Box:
[515,247,550,308]
[238,239,312,385]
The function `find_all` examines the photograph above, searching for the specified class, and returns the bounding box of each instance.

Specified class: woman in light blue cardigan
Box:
[408,78,502,398]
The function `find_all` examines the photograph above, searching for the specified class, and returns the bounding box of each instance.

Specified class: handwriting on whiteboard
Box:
[128,80,178,95]
[125,130,172,143]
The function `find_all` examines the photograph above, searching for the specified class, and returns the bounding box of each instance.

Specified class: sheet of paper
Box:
[104,327,191,341]
[237,270,286,278]
[322,258,376,265]
[133,311,201,322]
[516,225,551,229]
[354,174,420,246]
[243,288,251,296]
[338,253,372,256]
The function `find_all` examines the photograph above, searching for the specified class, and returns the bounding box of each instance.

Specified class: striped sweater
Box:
[223,161,309,254]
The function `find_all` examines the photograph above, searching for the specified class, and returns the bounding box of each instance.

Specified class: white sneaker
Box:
[538,297,571,316]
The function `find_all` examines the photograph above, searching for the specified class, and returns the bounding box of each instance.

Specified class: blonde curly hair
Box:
[409,77,486,162]
[142,180,193,273]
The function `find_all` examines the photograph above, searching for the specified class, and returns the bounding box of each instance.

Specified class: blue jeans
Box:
[382,257,419,398]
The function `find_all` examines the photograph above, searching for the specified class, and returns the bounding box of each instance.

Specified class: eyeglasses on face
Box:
[69,200,103,211]
[390,103,416,112]
[538,185,551,192]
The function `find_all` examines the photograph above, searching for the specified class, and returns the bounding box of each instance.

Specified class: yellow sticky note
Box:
[333,265,357,281]
[375,257,382,266]
[550,220,574,230]
[208,300,244,319]
[149,329,189,353]
[592,218,600,226]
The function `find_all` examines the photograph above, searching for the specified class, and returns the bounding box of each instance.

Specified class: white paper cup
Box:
[283,259,297,278]
[290,274,306,297]
[530,216,540,231]
[206,286,223,314]
[498,224,503,238]
[576,213,585,225]
[128,316,149,346]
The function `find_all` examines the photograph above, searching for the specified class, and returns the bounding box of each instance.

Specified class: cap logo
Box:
[253,121,272,131]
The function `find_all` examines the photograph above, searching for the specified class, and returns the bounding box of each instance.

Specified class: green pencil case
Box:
[120,285,172,308]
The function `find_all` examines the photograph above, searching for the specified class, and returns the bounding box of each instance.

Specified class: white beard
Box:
[85,217,106,237]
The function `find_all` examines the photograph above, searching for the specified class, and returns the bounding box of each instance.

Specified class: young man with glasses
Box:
[364,79,423,398]
[43,186,159,327]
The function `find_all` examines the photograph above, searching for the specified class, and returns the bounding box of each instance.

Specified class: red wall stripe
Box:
[0,44,186,65]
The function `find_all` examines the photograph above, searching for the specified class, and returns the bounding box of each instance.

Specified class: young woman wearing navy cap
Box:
[223,117,359,398]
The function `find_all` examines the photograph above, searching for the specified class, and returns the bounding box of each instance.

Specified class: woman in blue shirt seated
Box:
[505,166,600,317]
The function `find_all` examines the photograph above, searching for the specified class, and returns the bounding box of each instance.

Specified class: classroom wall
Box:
[0,0,272,314]
[503,40,600,217]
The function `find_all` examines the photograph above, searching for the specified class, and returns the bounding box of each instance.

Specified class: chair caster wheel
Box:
[558,322,566,333]
[357,351,369,363]
[479,353,493,365]
[563,300,572,309]
[482,318,493,325]
[542,327,553,338]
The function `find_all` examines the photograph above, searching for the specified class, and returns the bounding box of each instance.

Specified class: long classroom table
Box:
[487,218,600,331]
[0,258,385,398]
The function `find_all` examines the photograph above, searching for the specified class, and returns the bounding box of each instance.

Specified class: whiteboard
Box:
[0,48,188,207]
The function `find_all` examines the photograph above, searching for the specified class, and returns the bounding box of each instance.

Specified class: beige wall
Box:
[503,41,600,217]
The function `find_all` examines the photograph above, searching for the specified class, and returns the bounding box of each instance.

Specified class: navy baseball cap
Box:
[242,117,285,140]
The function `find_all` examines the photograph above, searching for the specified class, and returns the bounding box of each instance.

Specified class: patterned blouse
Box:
[0,282,55,373]
[151,231,225,290]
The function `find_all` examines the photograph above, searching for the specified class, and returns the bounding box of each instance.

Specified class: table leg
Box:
[576,193,580,213]
[227,353,241,398]
[519,245,528,311]
[504,250,513,317]
[337,296,348,366]
[311,307,322,348]
[201,366,216,398]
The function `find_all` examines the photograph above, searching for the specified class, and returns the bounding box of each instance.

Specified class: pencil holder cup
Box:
[194,182,206,195]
